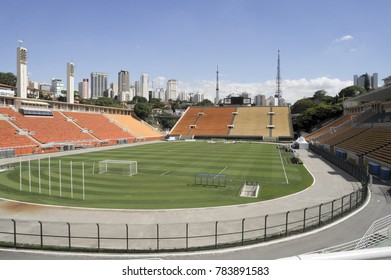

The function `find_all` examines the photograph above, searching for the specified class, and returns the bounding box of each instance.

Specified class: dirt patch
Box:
[1,201,44,213]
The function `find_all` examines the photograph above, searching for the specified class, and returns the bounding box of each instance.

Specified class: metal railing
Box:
[355,214,391,250]
[0,186,368,253]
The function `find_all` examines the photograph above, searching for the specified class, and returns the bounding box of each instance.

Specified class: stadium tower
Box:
[16,44,28,99]
[67,62,75,104]
[215,65,220,105]
[274,50,282,106]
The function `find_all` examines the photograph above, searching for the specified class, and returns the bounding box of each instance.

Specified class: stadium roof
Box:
[348,85,391,102]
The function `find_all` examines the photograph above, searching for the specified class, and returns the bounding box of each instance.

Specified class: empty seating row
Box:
[305,114,355,141]
[229,107,269,136]
[63,112,133,142]
[366,145,391,165]
[170,107,203,136]
[270,107,293,137]
[192,107,236,136]
[321,127,369,146]
[336,127,391,156]
[170,106,293,139]
[0,120,38,149]
[104,114,163,139]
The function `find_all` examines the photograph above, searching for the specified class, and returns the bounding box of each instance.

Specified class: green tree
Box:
[150,98,165,109]
[290,98,314,114]
[132,96,148,103]
[0,72,17,86]
[197,99,214,106]
[134,102,152,121]
[338,85,366,99]
[313,90,327,103]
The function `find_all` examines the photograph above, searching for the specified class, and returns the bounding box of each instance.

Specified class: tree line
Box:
[292,85,366,133]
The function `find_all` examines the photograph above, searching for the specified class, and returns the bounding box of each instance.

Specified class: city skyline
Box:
[1,0,391,103]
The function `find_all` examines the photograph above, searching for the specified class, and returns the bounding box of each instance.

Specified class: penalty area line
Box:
[160,171,171,176]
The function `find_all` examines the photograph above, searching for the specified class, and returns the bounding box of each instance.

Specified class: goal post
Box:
[98,160,138,176]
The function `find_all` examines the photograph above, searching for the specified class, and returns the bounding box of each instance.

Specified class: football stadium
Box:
[0,85,390,258]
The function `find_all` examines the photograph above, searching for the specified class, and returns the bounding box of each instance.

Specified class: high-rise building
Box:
[354,73,378,90]
[192,93,205,103]
[134,80,141,97]
[178,91,189,102]
[118,70,130,102]
[165,79,178,101]
[67,62,75,104]
[51,78,64,96]
[16,46,28,98]
[91,72,108,99]
[254,94,266,106]
[78,79,89,99]
[140,73,149,100]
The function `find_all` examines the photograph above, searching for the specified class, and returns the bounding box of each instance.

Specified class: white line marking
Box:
[278,149,289,184]
[217,166,228,175]
[160,171,171,176]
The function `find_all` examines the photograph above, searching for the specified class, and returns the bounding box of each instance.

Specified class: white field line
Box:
[278,149,289,184]
[213,166,229,179]
[217,166,228,175]
[160,171,171,176]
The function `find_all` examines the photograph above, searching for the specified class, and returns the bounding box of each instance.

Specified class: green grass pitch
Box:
[0,142,313,209]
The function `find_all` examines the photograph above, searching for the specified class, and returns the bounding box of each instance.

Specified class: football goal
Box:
[98,160,138,176]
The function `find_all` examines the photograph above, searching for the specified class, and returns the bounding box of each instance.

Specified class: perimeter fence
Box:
[0,145,369,253]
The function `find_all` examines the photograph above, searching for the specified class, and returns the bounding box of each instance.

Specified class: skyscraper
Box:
[118,70,130,101]
[140,73,149,100]
[16,46,28,98]
[67,62,75,104]
[91,72,108,99]
[51,78,64,96]
[78,79,89,99]
[354,73,378,90]
[165,79,178,101]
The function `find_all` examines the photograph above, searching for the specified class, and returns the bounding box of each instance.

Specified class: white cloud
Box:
[178,77,352,104]
[153,76,166,88]
[333,35,354,43]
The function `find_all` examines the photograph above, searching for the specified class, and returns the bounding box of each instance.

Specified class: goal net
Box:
[98,160,138,176]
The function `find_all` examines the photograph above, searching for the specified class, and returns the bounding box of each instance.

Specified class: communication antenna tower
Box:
[275,50,282,104]
[215,65,220,105]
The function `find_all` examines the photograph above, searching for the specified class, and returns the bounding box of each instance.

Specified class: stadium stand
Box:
[104,114,163,140]
[321,126,369,147]
[229,107,269,138]
[63,112,134,144]
[170,107,203,137]
[0,120,38,155]
[366,144,391,165]
[191,107,236,137]
[308,84,391,174]
[270,106,294,138]
[305,114,356,142]
[170,106,294,140]
[335,127,391,157]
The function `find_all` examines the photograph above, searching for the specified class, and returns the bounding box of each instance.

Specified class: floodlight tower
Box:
[16,41,28,99]
[215,65,220,105]
[274,50,282,106]
[67,62,75,104]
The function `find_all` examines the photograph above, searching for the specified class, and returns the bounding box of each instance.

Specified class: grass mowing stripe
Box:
[0,142,313,209]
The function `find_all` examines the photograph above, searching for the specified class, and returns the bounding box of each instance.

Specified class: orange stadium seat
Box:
[63,112,134,142]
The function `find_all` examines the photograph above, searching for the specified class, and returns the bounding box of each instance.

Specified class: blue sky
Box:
[1,0,390,103]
